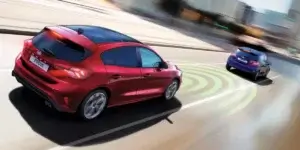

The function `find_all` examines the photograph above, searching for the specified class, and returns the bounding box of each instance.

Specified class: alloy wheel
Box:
[165,81,178,100]
[83,91,107,120]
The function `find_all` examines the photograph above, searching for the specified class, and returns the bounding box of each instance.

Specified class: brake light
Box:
[18,39,32,60]
[49,65,91,80]
[15,51,22,61]
[23,39,32,50]
[249,60,259,66]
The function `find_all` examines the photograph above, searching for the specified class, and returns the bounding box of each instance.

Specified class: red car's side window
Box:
[100,46,139,68]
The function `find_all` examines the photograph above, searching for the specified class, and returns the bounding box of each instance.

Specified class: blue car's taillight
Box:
[249,60,259,66]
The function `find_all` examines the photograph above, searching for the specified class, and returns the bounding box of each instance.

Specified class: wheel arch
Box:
[173,77,181,90]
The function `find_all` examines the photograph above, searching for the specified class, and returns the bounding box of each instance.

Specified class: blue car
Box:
[226,47,271,81]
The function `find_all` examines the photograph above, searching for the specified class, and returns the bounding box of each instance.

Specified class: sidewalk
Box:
[0,0,298,59]
[0,0,232,52]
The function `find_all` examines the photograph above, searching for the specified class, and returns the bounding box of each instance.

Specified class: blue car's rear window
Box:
[236,49,259,61]
[32,30,90,62]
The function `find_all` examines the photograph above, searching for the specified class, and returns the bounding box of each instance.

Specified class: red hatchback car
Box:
[12,25,182,120]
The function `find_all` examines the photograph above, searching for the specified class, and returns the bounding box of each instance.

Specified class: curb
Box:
[0,28,227,53]
[1,27,300,63]
[0,28,38,36]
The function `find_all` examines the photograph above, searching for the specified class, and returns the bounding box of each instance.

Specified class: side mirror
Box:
[154,62,168,69]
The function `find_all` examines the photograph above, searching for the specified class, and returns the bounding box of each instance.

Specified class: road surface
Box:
[1,33,300,150]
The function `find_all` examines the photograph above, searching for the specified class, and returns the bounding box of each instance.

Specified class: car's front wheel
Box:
[164,80,179,100]
[78,89,108,120]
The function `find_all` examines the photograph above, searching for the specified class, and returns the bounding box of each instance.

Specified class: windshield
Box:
[32,30,90,62]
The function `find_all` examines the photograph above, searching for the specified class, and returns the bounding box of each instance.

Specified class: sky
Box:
[241,0,293,13]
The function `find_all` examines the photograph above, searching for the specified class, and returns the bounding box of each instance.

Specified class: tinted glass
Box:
[261,55,267,61]
[101,47,138,67]
[65,25,140,43]
[32,30,89,62]
[139,47,162,68]
[236,49,259,61]
[258,55,267,63]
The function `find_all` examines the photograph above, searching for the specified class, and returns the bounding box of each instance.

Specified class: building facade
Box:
[288,0,300,48]
[185,0,239,21]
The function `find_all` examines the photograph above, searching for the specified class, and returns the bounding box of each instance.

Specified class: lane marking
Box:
[176,63,225,66]
[227,85,257,116]
[48,75,281,150]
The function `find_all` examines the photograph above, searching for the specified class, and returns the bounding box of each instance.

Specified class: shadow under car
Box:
[228,69,273,86]
[9,87,182,147]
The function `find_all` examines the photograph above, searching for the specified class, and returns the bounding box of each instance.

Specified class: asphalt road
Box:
[0,33,300,150]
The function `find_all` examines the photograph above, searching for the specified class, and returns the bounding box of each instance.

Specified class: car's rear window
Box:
[236,49,259,61]
[32,30,90,62]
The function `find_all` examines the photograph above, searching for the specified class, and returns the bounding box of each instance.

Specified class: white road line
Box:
[168,60,226,66]
[48,75,281,150]
[176,63,225,66]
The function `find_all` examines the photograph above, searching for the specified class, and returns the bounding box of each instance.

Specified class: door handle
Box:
[111,74,121,79]
[143,73,151,78]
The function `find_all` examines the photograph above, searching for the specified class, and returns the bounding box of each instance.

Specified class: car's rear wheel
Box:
[262,69,270,79]
[79,89,108,120]
[226,64,231,71]
[252,71,260,81]
[164,80,179,100]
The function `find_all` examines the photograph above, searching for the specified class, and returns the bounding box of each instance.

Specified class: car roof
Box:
[63,25,142,44]
[238,47,265,56]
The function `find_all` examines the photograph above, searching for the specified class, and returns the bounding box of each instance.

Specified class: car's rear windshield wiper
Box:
[41,48,55,57]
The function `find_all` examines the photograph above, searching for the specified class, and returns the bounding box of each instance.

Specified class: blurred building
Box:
[264,10,293,33]
[185,0,239,21]
[251,11,266,28]
[235,2,246,23]
[241,4,254,25]
[247,9,294,46]
[235,2,255,24]
[288,0,300,48]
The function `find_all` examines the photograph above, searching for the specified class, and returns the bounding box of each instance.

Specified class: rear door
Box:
[100,46,142,105]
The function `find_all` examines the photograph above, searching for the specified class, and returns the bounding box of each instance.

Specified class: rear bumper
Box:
[12,70,63,111]
[12,57,88,113]
[227,59,258,74]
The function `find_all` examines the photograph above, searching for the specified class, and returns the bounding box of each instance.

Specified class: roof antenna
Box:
[77,28,84,35]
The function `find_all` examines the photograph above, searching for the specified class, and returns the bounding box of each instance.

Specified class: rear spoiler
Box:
[238,48,258,56]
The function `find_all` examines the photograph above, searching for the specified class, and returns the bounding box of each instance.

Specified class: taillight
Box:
[17,39,31,61]
[49,65,91,80]
[15,51,22,61]
[249,60,259,66]
[23,39,32,50]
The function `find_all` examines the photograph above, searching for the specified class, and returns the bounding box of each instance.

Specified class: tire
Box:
[78,89,108,121]
[252,71,260,81]
[163,80,179,100]
[262,69,270,79]
[226,64,231,71]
